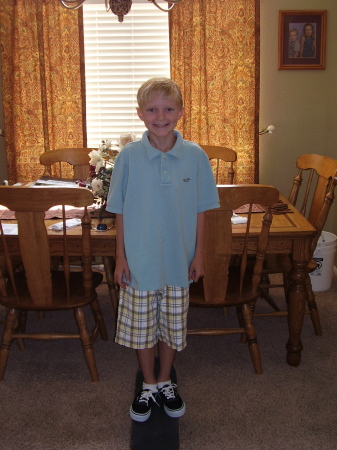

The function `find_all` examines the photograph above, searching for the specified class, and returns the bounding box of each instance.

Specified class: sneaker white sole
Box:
[163,402,186,418]
[130,406,151,422]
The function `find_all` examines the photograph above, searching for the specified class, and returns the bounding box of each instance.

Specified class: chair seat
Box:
[1,270,103,310]
[189,266,261,307]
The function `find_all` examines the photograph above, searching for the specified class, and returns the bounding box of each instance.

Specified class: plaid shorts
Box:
[115,285,189,351]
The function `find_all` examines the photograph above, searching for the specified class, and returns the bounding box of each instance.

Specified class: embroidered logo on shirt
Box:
[183,178,191,182]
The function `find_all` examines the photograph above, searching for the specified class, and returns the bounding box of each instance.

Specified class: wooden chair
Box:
[40,147,105,275]
[40,148,92,180]
[255,155,337,336]
[0,255,22,325]
[188,184,279,374]
[0,186,108,382]
[200,145,237,184]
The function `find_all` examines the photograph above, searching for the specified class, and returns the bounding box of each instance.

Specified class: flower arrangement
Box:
[118,132,137,149]
[88,140,117,218]
[88,133,136,218]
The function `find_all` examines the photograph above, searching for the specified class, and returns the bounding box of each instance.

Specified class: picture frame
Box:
[278,10,327,70]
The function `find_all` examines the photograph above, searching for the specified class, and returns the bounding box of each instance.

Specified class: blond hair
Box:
[137,77,183,109]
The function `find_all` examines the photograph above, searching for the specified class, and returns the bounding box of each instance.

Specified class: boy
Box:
[106,78,219,422]
[289,28,300,58]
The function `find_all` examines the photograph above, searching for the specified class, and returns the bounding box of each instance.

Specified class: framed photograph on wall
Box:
[278,10,327,70]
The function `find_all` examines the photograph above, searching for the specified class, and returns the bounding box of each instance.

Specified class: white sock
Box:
[157,380,171,390]
[142,382,158,392]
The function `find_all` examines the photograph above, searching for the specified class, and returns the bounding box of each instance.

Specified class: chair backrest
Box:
[40,148,93,180]
[200,145,237,184]
[0,186,94,307]
[288,154,337,228]
[309,169,337,255]
[203,185,279,303]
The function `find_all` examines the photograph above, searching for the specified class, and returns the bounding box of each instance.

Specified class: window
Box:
[83,0,170,147]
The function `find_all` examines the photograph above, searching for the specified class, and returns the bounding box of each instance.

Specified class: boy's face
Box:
[137,93,184,141]
[289,31,297,42]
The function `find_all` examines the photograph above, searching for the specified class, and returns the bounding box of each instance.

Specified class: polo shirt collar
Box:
[141,130,184,160]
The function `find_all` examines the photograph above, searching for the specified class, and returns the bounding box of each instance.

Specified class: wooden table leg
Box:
[286,238,312,366]
[102,256,119,319]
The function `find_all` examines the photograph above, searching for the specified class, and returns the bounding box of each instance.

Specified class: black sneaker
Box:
[130,388,158,422]
[157,383,186,418]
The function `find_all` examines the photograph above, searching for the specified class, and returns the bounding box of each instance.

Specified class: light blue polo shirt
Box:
[106,130,219,291]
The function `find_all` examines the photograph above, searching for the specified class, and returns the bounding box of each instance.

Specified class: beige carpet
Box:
[0,273,336,450]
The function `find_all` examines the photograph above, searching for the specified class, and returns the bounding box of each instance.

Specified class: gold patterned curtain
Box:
[0,0,86,183]
[170,0,260,183]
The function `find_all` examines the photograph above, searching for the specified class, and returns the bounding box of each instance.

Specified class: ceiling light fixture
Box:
[59,0,182,22]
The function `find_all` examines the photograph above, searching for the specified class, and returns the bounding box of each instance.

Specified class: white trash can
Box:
[309,231,337,292]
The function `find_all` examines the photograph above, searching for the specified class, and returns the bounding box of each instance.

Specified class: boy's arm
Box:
[114,213,130,288]
[188,211,206,283]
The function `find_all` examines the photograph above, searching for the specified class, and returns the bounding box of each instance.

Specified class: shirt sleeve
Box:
[106,150,128,214]
[197,150,220,213]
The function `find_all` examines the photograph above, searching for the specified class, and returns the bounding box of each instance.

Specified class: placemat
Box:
[0,205,115,220]
[234,200,293,215]
[234,204,266,214]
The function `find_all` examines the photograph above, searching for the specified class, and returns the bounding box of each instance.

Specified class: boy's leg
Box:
[156,285,188,418]
[131,347,157,422]
[157,341,185,419]
[157,340,176,383]
[136,341,176,383]
[117,286,160,422]
[157,341,186,418]
[136,347,157,384]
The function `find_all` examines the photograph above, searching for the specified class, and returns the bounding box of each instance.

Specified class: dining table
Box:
[0,186,317,367]
[231,193,317,367]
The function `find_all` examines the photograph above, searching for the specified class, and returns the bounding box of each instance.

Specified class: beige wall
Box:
[259,0,337,248]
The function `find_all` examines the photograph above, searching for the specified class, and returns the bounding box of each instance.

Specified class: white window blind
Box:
[83,0,170,147]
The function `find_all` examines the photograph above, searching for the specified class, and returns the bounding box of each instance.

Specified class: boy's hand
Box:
[189,211,206,283]
[188,255,204,283]
[114,255,130,289]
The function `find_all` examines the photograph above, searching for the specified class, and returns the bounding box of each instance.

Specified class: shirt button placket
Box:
[161,154,171,184]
